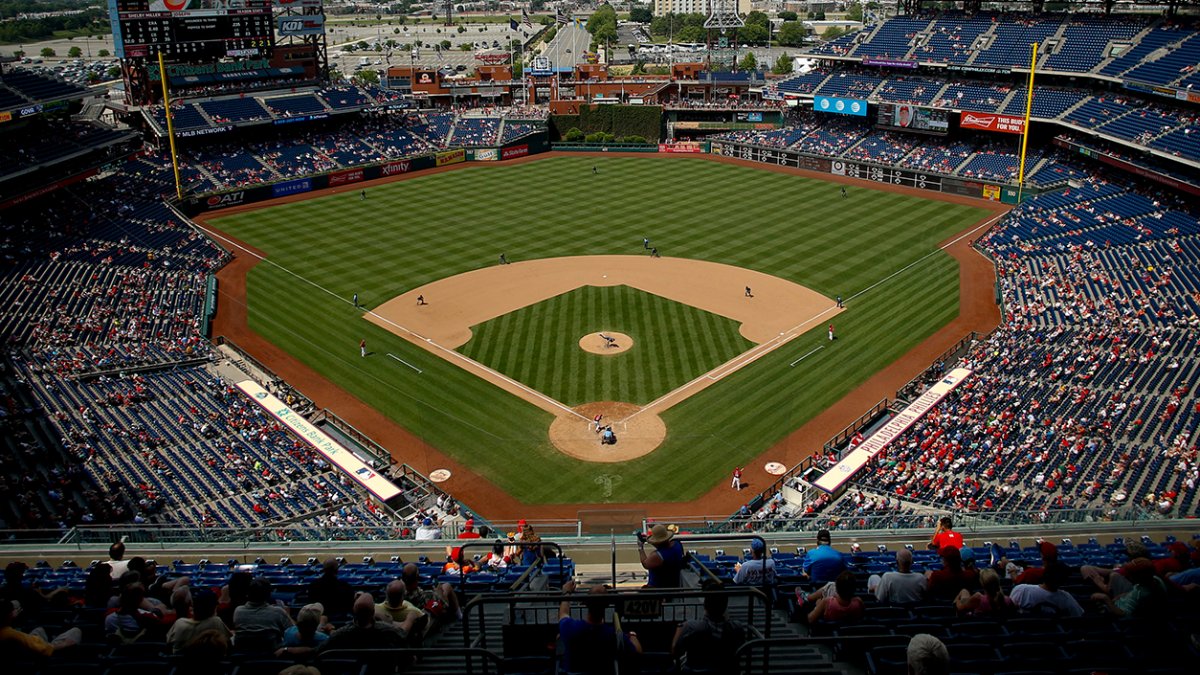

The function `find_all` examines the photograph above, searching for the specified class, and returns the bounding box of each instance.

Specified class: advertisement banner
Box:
[814,368,973,493]
[236,380,401,502]
[981,184,1001,201]
[960,111,1026,134]
[277,14,324,35]
[862,58,918,69]
[947,64,1012,75]
[814,95,868,117]
[380,160,411,176]
[272,177,313,197]
[436,149,466,166]
[204,190,246,209]
[176,125,234,138]
[328,168,364,186]
[658,142,706,153]
[0,111,11,124]
[501,144,529,160]
[474,148,499,161]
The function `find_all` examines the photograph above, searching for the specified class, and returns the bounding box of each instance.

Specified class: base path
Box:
[200,151,1007,519]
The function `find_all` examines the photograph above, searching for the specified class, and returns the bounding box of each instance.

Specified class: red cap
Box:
[517,519,527,527]
[1039,541,1058,561]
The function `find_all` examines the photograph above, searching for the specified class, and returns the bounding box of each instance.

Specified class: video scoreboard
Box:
[109,0,274,59]
[876,102,950,135]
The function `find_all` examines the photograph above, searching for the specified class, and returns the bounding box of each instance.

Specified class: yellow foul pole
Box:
[157,51,183,201]
[1016,42,1038,204]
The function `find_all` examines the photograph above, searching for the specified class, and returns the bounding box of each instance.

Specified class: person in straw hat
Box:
[639,523,687,588]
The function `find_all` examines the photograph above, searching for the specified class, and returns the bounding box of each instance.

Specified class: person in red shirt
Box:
[928,516,964,550]
[457,519,481,540]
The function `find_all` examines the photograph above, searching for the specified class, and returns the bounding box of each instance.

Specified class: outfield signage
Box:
[814,95,867,117]
[176,125,234,138]
[474,148,499,161]
[274,113,329,126]
[436,149,466,166]
[235,380,401,502]
[862,58,918,69]
[328,168,364,186]
[831,160,944,191]
[205,190,246,209]
[814,368,973,493]
[960,111,1025,134]
[381,159,412,176]
[712,142,831,172]
[277,14,324,36]
[272,177,313,197]
[501,144,528,160]
[658,141,706,153]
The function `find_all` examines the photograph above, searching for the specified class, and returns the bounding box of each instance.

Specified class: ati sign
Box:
[205,191,245,209]
[960,112,1026,135]
[381,160,411,176]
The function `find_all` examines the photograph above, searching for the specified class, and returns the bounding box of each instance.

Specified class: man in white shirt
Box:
[415,517,442,541]
[1009,562,1083,617]
[734,540,777,586]
[869,548,928,604]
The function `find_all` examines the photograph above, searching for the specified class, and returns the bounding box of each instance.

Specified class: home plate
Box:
[764,462,787,475]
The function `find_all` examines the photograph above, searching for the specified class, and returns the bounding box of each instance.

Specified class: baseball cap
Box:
[816,529,831,544]
[750,539,765,552]
[959,546,976,563]
[939,545,961,562]
[422,517,433,526]
[1039,541,1059,561]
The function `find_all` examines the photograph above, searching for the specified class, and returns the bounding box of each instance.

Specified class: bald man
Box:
[870,548,928,605]
[319,593,410,653]
[376,580,424,625]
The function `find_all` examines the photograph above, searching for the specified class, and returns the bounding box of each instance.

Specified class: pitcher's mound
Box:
[549,402,665,462]
[579,332,633,355]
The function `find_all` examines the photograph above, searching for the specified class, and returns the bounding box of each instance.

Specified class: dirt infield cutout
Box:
[366,255,841,462]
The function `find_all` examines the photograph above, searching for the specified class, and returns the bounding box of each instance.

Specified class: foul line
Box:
[624,211,1006,424]
[191,221,589,422]
[790,345,825,367]
[387,353,423,374]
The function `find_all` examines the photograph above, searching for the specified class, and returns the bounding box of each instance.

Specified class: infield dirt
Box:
[200,151,1007,518]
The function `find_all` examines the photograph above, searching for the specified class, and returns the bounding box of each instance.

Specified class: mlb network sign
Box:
[814,95,867,117]
[277,15,324,36]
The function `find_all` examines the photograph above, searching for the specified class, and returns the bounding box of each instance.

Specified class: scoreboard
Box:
[876,102,950,136]
[109,0,274,59]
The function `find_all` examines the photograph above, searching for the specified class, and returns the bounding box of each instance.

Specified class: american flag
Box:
[556,9,567,25]
[521,10,532,29]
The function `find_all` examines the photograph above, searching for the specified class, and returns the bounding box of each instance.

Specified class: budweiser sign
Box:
[960,112,1026,135]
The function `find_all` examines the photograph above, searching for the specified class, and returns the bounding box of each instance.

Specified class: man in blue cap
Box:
[734,539,777,586]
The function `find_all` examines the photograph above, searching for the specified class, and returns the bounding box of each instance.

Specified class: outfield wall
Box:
[708,141,1031,203]
[178,133,550,216]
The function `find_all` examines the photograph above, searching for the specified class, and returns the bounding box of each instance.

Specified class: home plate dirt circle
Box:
[549,402,666,462]
[579,332,633,355]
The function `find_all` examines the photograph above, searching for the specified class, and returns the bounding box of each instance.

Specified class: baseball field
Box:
[204,155,996,507]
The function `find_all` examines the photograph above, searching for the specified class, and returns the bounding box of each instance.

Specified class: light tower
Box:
[704,0,744,69]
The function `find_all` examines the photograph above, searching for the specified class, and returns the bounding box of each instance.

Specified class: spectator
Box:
[1091,558,1167,618]
[3,562,65,622]
[925,546,978,600]
[104,582,163,644]
[177,628,229,675]
[671,581,748,673]
[307,559,354,618]
[1000,541,1059,586]
[928,516,963,550]
[1010,562,1083,617]
[83,563,114,609]
[0,598,81,660]
[400,562,460,637]
[869,548,927,604]
[105,541,130,578]
[167,588,229,654]
[415,517,443,540]
[733,539,777,587]
[519,523,545,566]
[639,523,687,588]
[955,568,1015,618]
[232,578,293,652]
[802,529,847,584]
[217,571,252,629]
[318,593,411,653]
[557,581,642,675]
[457,518,481,539]
[808,571,865,624]
[376,580,426,636]
[907,633,949,675]
[281,602,330,654]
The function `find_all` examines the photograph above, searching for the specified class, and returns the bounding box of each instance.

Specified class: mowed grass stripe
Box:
[459,285,753,406]
[213,156,988,503]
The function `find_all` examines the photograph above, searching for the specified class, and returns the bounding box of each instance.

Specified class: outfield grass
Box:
[211,156,990,504]
[459,285,754,406]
